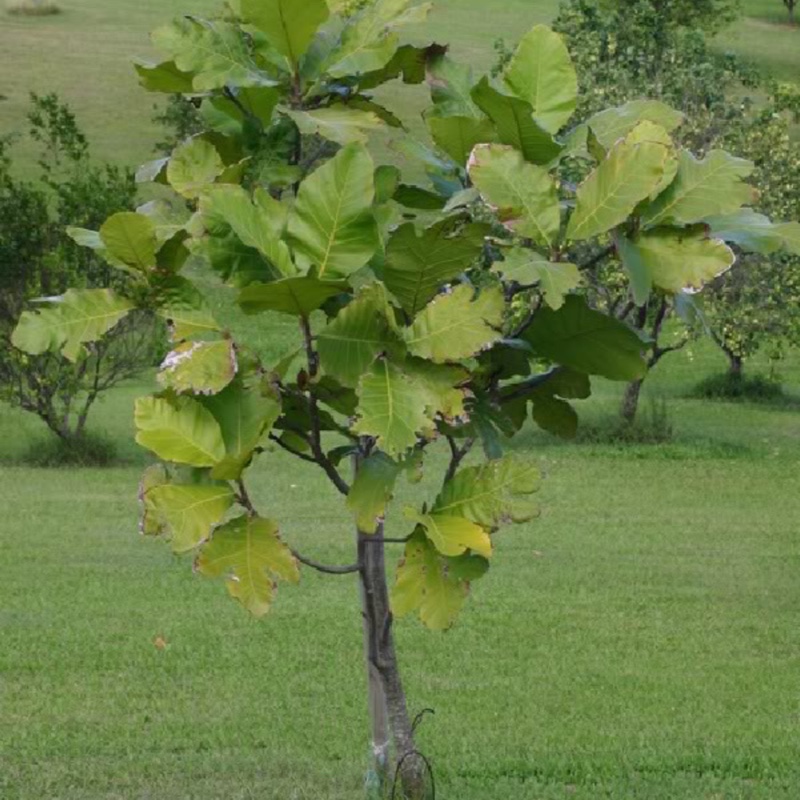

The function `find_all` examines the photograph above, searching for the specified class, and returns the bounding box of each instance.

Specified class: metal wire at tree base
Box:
[390,709,436,800]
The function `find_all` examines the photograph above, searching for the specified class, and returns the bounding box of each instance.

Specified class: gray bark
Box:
[620,378,644,424]
[358,524,425,798]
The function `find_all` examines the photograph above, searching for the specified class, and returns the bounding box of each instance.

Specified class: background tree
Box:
[784,0,798,25]
[553,0,800,420]
[12,3,792,796]
[0,94,160,450]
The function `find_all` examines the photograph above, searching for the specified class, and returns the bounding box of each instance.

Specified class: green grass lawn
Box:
[2,329,800,799]
[2,0,800,798]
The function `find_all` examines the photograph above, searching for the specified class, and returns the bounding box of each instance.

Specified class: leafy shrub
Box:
[577,398,675,445]
[21,431,118,468]
[690,372,787,402]
[6,0,61,15]
[0,94,161,444]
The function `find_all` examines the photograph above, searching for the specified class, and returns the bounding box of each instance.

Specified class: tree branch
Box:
[291,548,360,575]
[266,433,318,464]
[444,436,475,483]
[578,244,615,273]
[299,316,350,496]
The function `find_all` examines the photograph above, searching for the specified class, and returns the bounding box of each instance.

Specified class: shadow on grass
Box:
[686,372,800,410]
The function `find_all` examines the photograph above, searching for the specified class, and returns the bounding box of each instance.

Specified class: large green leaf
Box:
[503,25,577,134]
[523,295,646,381]
[135,395,226,467]
[196,515,299,617]
[409,511,492,558]
[288,107,388,146]
[146,484,235,553]
[12,289,135,363]
[202,377,282,480]
[383,219,488,317]
[391,532,471,630]
[405,358,469,423]
[404,284,504,364]
[239,276,348,318]
[287,143,380,278]
[570,99,684,152]
[433,456,540,529]
[99,212,158,271]
[156,276,221,342]
[158,340,239,396]
[704,209,800,256]
[468,144,561,248]
[134,60,195,93]
[241,0,328,68]
[325,0,431,78]
[201,186,295,277]
[427,115,496,166]
[494,248,580,309]
[643,150,756,227]
[426,54,480,117]
[471,77,563,166]
[566,128,669,241]
[168,138,225,200]
[353,359,430,456]
[317,285,398,387]
[152,18,278,91]
[347,453,401,533]
[617,228,735,301]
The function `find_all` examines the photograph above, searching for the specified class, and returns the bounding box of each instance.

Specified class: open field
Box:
[2,0,800,798]
[2,326,800,798]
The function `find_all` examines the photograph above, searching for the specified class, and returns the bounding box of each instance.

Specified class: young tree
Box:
[12,2,793,795]
[0,95,160,446]
[784,0,798,25]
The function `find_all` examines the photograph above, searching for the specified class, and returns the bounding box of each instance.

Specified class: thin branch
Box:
[444,436,475,483]
[266,433,318,464]
[298,316,350,496]
[290,548,360,575]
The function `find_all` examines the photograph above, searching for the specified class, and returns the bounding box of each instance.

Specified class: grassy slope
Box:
[2,1,800,798]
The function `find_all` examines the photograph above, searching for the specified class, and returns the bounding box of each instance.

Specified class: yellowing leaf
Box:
[353,360,430,456]
[288,107,388,146]
[390,533,470,631]
[617,227,735,300]
[317,285,399,387]
[404,284,504,364]
[567,129,669,241]
[434,456,540,529]
[99,212,158,270]
[288,143,380,278]
[168,138,225,199]
[410,511,492,558]
[196,515,299,617]
[643,149,756,227]
[12,288,135,363]
[135,395,226,467]
[468,144,561,248]
[146,484,235,553]
[495,248,580,310]
[158,340,238,396]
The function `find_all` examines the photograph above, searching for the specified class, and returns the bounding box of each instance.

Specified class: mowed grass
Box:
[2,0,800,798]
[2,316,800,799]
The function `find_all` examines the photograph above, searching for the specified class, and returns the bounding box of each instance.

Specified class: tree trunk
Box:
[358,525,425,799]
[728,353,744,379]
[620,378,644,424]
